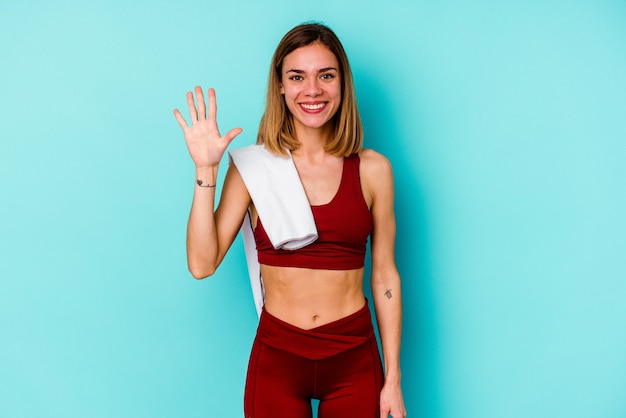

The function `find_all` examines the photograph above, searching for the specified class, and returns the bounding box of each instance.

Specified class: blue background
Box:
[1,0,625,417]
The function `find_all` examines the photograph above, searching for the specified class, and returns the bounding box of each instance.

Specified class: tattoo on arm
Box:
[196,179,216,188]
[385,289,393,299]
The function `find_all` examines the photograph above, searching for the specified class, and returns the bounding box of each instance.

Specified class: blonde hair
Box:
[257,23,363,157]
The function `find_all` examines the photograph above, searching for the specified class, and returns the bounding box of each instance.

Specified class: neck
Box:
[292,124,333,158]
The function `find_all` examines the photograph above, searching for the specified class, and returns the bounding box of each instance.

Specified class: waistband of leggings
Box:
[257,299,374,361]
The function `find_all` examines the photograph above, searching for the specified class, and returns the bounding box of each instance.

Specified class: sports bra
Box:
[253,154,373,270]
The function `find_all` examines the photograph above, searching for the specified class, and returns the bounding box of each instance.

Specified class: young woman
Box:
[174,23,406,418]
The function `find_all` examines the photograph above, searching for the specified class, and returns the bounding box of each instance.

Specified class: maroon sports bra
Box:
[253,154,373,270]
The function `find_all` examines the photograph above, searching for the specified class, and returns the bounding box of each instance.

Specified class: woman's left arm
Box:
[361,150,407,418]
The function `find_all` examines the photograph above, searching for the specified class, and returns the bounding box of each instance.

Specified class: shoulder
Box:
[357,149,394,208]
[358,148,393,181]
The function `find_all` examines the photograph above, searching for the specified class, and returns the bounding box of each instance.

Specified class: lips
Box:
[299,102,327,113]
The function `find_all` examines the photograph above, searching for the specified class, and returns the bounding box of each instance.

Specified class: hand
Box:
[173,86,242,168]
[380,381,407,418]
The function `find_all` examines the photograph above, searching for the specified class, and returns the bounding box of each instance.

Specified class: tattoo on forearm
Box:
[385,289,393,299]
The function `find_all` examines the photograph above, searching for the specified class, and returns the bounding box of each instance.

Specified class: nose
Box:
[304,78,322,96]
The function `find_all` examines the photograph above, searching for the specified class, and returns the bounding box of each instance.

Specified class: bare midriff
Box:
[260,265,366,330]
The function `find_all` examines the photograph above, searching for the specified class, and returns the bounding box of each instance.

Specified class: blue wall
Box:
[1,1,625,417]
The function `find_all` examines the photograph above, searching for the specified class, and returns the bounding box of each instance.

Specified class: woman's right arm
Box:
[174,86,249,279]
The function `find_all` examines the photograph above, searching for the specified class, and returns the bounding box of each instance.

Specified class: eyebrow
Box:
[285,67,338,74]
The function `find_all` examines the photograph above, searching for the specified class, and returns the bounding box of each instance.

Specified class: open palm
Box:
[173,86,242,168]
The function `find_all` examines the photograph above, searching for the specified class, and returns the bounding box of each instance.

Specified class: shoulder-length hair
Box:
[257,23,363,157]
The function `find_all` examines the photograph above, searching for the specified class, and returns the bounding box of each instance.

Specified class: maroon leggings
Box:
[244,302,384,418]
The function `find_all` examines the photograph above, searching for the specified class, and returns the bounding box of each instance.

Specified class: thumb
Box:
[223,127,243,145]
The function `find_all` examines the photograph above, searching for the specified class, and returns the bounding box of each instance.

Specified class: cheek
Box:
[331,81,342,100]
[333,88,342,105]
[281,84,294,97]
[282,91,298,112]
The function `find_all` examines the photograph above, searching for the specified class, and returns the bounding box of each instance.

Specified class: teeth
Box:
[301,103,325,110]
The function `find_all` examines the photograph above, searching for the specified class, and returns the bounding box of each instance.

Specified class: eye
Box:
[320,73,335,80]
[289,75,303,81]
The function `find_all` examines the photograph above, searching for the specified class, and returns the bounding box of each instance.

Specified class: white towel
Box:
[228,144,318,316]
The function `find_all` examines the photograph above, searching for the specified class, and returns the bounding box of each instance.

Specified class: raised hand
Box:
[173,86,242,168]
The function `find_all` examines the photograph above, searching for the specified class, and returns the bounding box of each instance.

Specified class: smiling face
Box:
[280,42,342,138]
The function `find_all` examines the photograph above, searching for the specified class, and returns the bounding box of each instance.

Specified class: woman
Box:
[174,23,406,418]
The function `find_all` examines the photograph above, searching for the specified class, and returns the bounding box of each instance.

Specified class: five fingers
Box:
[173,86,242,148]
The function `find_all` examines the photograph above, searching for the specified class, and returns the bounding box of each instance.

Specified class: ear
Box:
[280,84,284,95]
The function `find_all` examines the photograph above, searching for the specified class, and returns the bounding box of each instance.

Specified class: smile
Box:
[300,102,326,111]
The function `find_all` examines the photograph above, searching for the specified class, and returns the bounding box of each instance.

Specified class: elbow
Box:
[187,249,221,279]
[188,263,217,280]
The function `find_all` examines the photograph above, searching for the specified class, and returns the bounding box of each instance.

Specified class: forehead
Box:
[282,42,339,73]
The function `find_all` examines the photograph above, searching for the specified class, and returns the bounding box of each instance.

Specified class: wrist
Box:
[196,163,219,172]
[384,370,402,386]
[195,165,219,189]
